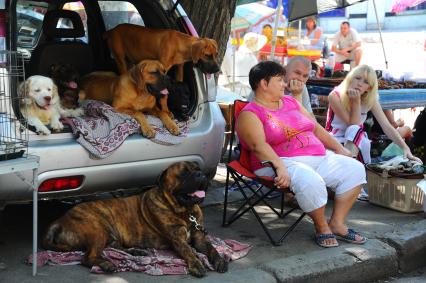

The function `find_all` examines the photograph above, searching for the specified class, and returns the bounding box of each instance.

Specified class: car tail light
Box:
[38,175,84,192]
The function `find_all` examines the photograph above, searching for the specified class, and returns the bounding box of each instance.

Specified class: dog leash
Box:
[189,214,207,234]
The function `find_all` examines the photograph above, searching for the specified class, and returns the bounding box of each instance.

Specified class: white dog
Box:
[19,75,84,135]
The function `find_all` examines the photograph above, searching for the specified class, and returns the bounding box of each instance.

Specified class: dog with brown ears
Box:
[104,24,220,82]
[79,59,179,138]
[42,161,228,277]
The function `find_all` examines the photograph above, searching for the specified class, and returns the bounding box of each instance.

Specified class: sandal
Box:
[335,229,367,244]
[315,233,339,248]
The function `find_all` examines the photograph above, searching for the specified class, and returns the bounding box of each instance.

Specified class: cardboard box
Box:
[366,170,425,213]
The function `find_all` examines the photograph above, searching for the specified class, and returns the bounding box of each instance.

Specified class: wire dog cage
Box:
[0,50,28,161]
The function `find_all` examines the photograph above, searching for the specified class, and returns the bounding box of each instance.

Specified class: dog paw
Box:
[36,126,51,135]
[188,259,207,278]
[98,261,116,273]
[212,256,228,273]
[50,121,64,132]
[72,108,85,117]
[142,127,156,139]
[125,248,148,256]
[167,123,180,136]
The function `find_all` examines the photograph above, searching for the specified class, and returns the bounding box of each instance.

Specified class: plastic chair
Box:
[222,100,306,246]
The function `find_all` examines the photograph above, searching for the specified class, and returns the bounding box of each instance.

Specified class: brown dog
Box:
[42,161,228,277]
[80,60,179,138]
[104,24,220,81]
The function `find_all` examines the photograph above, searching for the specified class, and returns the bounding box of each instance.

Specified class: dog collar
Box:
[189,214,207,234]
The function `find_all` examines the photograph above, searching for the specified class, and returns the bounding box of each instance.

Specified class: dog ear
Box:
[191,40,206,64]
[130,62,147,92]
[157,168,169,190]
[51,79,59,97]
[18,78,34,106]
[206,38,218,53]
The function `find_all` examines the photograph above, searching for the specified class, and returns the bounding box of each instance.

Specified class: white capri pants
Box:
[254,151,366,213]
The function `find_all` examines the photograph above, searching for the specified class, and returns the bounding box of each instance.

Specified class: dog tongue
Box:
[189,190,205,198]
[160,88,169,95]
[206,74,212,79]
[67,82,78,89]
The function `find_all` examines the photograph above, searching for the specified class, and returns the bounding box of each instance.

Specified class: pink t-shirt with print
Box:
[238,95,326,171]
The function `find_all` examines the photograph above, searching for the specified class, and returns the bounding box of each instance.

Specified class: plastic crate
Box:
[366,169,425,213]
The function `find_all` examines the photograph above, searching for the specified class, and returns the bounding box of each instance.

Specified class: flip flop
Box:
[315,233,339,248]
[335,229,367,244]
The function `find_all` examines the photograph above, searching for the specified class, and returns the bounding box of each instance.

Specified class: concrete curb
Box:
[196,268,276,283]
[382,219,426,273]
[259,240,398,283]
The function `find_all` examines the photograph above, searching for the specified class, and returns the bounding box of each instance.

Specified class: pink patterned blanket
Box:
[63,100,189,159]
[27,236,251,275]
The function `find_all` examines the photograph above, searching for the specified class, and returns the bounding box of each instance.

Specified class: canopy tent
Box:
[391,0,426,13]
[287,0,367,22]
[231,3,276,33]
[265,0,389,69]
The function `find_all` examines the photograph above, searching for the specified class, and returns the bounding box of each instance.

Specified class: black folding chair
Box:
[222,100,306,246]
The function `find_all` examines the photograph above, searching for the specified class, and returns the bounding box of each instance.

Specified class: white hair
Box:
[286,56,312,72]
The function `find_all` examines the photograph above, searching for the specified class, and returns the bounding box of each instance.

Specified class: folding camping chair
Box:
[222,100,306,246]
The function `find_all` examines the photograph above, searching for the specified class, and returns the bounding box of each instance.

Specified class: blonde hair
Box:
[340,65,378,112]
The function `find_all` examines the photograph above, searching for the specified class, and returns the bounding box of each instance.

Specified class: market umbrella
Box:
[391,0,426,13]
[231,2,276,32]
[287,0,367,22]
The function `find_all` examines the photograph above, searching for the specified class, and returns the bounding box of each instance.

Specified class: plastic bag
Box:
[381,142,404,158]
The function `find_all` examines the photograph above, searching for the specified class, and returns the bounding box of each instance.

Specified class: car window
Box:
[99,1,144,31]
[16,0,89,55]
[16,0,47,49]
[63,1,88,43]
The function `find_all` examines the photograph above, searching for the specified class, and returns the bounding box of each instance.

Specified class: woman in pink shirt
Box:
[237,61,367,248]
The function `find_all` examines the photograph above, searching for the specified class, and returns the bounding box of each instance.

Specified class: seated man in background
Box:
[285,56,315,119]
[331,21,362,68]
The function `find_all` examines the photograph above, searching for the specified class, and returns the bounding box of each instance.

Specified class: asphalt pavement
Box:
[1,162,426,283]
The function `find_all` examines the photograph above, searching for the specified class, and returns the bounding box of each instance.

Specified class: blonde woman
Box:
[325,64,421,165]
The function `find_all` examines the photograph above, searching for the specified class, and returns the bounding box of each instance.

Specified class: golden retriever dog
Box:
[19,75,83,135]
[79,60,179,138]
[104,24,220,81]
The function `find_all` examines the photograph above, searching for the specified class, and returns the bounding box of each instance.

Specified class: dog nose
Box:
[44,96,52,103]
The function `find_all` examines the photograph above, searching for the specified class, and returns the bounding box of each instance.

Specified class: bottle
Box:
[324,52,335,77]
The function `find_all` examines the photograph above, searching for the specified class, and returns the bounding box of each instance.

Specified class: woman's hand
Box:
[347,88,361,101]
[404,148,423,164]
[274,166,291,189]
[335,146,352,157]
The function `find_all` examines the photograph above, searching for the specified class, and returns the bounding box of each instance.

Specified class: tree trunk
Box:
[180,0,237,66]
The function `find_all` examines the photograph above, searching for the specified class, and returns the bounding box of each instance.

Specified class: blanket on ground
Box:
[27,235,251,275]
[63,100,189,159]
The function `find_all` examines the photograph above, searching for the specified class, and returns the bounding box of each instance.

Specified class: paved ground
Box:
[0,163,425,283]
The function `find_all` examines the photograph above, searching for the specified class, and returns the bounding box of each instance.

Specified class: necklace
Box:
[254,96,281,110]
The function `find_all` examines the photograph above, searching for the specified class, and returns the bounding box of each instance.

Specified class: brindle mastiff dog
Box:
[104,23,220,82]
[42,161,228,277]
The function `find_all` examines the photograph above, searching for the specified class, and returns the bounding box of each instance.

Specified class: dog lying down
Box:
[19,75,83,135]
[42,161,228,277]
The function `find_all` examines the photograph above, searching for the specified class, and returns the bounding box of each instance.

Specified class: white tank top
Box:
[325,88,369,143]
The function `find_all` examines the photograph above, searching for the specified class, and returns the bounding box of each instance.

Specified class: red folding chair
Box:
[222,100,306,246]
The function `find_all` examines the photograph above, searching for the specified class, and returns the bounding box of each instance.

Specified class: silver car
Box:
[0,0,225,209]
